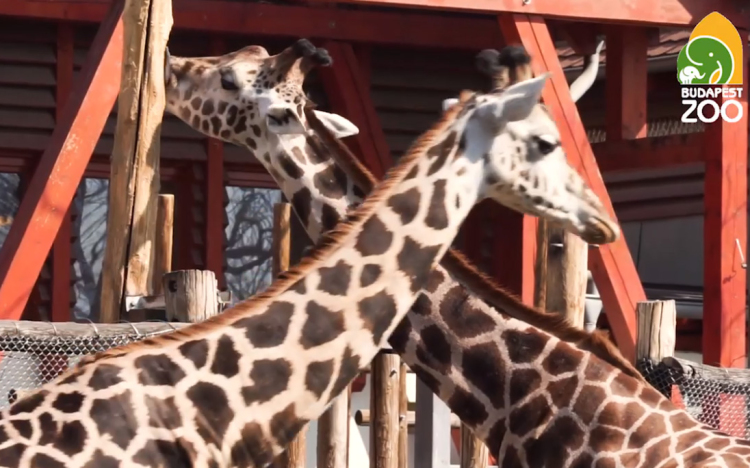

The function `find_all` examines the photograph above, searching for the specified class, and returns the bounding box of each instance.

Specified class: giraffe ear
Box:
[266,104,308,135]
[311,110,359,139]
[477,73,550,123]
[442,98,459,112]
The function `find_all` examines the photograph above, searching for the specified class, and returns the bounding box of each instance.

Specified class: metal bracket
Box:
[124,290,233,312]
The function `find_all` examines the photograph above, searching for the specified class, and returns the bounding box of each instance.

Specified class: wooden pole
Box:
[370,351,400,468]
[635,300,676,363]
[543,227,588,327]
[271,202,306,468]
[151,194,174,296]
[99,0,173,323]
[162,270,220,323]
[397,361,408,468]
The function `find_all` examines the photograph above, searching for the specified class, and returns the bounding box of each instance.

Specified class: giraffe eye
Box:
[219,68,239,91]
[534,135,558,155]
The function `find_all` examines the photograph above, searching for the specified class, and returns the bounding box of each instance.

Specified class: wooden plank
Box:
[414,379,452,468]
[543,226,588,328]
[0,1,124,320]
[98,0,173,323]
[605,26,648,141]
[0,0,504,50]
[498,14,646,362]
[370,351,400,468]
[702,77,748,367]
[304,0,748,28]
[205,37,226,290]
[151,194,174,296]
[593,133,704,174]
[51,23,75,323]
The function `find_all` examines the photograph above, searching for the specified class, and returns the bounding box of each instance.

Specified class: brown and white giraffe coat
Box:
[162,40,750,468]
[0,57,613,467]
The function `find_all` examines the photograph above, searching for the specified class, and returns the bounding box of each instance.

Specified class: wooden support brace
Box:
[99,0,174,323]
[498,13,646,362]
[51,22,75,323]
[0,0,125,320]
[605,25,648,141]
[702,53,748,368]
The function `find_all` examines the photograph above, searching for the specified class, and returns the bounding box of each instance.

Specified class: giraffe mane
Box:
[70,91,470,368]
[306,91,645,383]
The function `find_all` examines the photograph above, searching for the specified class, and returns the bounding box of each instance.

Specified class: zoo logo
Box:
[678,12,744,123]
[677,12,743,85]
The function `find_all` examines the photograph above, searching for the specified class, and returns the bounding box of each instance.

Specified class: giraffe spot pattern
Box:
[300,301,345,349]
[313,165,348,200]
[190,97,202,111]
[37,412,57,445]
[589,425,626,452]
[242,358,292,405]
[359,264,381,288]
[234,300,294,348]
[387,317,412,354]
[133,439,195,467]
[211,334,241,378]
[290,278,307,295]
[87,363,123,390]
[508,369,542,406]
[523,415,585,468]
[396,236,441,293]
[291,188,313,229]
[278,151,303,179]
[210,116,222,135]
[463,343,505,408]
[447,386,488,428]
[187,381,235,441]
[0,445,27,467]
[226,105,238,126]
[329,346,360,400]
[144,395,182,429]
[358,291,397,345]
[439,286,496,338]
[572,385,607,425]
[29,453,65,468]
[387,187,421,225]
[502,329,548,364]
[321,204,341,232]
[8,391,45,415]
[411,294,432,316]
[83,450,120,468]
[546,374,579,408]
[424,269,444,293]
[485,419,507,456]
[424,179,449,230]
[629,412,667,448]
[53,420,87,455]
[231,423,275,468]
[90,391,138,448]
[317,259,352,296]
[201,99,214,116]
[270,403,308,447]
[417,325,451,372]
[305,359,334,398]
[508,394,551,438]
[10,420,31,439]
[135,354,186,386]
[52,392,85,413]
[426,131,457,176]
[354,216,393,257]
[179,339,209,369]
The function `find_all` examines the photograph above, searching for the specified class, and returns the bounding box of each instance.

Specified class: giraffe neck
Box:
[0,107,484,468]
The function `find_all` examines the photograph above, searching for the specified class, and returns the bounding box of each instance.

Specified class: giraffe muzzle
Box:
[581,215,621,245]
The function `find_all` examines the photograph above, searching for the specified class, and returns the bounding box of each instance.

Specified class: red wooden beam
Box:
[305,0,749,28]
[206,37,226,290]
[702,65,748,369]
[499,14,646,362]
[593,133,704,173]
[605,26,648,140]
[51,23,75,323]
[0,1,124,320]
[318,41,392,178]
[0,0,502,51]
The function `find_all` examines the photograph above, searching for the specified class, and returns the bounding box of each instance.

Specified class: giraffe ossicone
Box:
[0,51,616,467]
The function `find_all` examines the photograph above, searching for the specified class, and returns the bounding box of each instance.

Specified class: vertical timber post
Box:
[99,0,173,323]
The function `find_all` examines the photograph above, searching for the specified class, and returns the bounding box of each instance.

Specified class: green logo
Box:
[677,35,734,85]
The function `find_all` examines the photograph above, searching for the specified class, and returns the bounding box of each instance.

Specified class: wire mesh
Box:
[638,358,750,439]
[0,328,167,409]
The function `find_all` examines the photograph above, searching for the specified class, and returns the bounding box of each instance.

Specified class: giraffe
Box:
[163,40,750,467]
[308,48,750,467]
[0,61,616,467]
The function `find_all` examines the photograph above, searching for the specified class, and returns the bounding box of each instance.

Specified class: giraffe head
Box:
[164,38,359,150]
[441,60,619,245]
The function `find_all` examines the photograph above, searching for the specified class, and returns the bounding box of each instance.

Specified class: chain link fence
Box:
[637,356,750,439]
[0,321,186,409]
